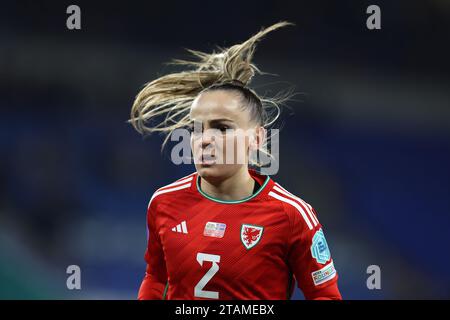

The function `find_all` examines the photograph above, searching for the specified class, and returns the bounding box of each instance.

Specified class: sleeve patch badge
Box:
[311,261,337,286]
[311,228,331,264]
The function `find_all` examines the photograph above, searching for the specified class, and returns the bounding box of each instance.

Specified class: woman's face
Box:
[189,89,261,181]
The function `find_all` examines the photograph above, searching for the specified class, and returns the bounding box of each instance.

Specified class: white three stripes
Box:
[148,176,193,209]
[268,185,318,230]
[172,221,188,234]
[273,184,319,226]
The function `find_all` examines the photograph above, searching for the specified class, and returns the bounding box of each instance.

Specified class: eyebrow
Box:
[208,118,234,124]
[190,118,235,125]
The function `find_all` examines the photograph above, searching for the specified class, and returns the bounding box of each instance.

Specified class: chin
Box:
[196,164,241,183]
[196,164,222,179]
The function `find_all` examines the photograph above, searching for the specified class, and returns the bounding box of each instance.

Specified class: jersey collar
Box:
[192,169,273,204]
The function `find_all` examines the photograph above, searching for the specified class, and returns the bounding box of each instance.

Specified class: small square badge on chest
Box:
[203,221,227,238]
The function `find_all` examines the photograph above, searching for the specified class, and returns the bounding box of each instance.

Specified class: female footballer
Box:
[130,21,341,300]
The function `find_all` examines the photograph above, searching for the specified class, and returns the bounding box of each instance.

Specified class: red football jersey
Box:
[138,170,341,300]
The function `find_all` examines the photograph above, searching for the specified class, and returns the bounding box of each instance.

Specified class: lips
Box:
[197,153,216,165]
[199,159,216,165]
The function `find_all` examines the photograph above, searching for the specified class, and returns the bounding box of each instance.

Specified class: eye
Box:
[188,121,203,134]
[218,125,229,133]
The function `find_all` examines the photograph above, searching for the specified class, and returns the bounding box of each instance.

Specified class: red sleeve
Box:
[286,205,342,300]
[137,196,168,300]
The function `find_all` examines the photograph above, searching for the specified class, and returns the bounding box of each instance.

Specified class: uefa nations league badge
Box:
[203,222,227,238]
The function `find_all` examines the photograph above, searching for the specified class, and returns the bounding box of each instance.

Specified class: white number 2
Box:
[194,253,220,299]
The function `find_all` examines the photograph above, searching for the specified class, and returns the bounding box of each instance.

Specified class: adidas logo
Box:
[171,221,188,234]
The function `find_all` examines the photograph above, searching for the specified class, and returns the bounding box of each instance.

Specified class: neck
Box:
[199,167,255,201]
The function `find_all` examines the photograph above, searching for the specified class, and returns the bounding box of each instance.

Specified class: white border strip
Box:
[158,176,193,190]
[274,184,319,226]
[148,182,192,209]
[268,191,313,230]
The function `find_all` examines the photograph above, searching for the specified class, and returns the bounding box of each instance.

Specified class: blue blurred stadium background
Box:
[1,0,449,299]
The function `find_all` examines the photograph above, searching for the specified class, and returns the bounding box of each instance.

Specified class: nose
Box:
[201,131,215,149]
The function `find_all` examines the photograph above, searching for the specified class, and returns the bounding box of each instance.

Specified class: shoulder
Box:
[147,172,196,210]
[267,181,320,231]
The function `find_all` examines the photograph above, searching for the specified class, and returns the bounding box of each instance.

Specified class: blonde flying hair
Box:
[129,21,295,166]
